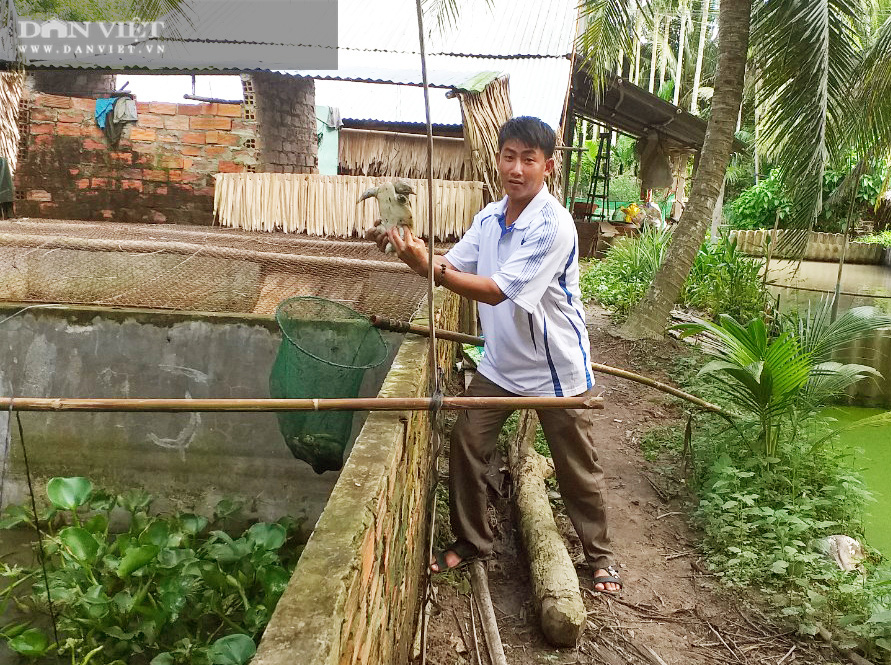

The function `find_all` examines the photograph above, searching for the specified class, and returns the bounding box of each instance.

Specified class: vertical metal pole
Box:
[831,190,858,322]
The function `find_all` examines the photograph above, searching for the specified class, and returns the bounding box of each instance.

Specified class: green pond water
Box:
[824,406,891,555]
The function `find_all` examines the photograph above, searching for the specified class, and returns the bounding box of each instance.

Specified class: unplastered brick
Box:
[190,116,232,131]
[40,94,72,109]
[129,127,156,142]
[148,102,177,115]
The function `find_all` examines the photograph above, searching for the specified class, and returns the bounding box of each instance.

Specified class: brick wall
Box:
[13,93,261,224]
[254,289,460,665]
[246,72,318,174]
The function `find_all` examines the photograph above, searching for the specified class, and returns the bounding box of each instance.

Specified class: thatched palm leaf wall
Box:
[456,76,512,202]
[0,71,25,173]
[213,173,484,240]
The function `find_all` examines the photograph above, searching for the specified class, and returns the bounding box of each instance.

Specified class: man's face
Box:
[497,139,555,204]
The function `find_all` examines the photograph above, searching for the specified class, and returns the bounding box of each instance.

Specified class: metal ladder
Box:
[584,131,612,222]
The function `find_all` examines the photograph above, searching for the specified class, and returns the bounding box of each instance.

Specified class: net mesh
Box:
[0,217,450,320]
[269,297,389,474]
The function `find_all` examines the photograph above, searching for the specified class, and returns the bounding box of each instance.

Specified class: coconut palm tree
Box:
[621,0,877,339]
[690,0,713,114]
[618,0,750,338]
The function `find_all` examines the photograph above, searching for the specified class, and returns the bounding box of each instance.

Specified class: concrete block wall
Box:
[731,229,885,265]
[835,329,891,407]
[13,93,260,224]
[246,72,318,174]
[254,289,460,665]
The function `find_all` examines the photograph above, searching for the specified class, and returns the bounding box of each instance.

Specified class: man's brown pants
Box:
[450,372,614,569]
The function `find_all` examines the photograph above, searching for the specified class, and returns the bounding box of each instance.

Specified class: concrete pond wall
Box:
[0,303,400,529]
[254,288,461,665]
[0,290,462,664]
[730,229,887,265]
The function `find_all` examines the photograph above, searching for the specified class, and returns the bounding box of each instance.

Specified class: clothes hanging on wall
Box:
[102,96,138,147]
[94,98,117,129]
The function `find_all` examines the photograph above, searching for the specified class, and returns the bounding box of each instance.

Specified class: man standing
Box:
[375,116,621,593]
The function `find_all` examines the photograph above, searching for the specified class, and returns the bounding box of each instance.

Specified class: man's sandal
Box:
[430,541,478,574]
[592,565,623,594]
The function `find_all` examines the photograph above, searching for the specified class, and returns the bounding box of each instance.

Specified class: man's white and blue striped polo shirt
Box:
[445,186,594,398]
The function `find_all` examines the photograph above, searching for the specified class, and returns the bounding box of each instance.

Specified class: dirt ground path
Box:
[420,305,841,665]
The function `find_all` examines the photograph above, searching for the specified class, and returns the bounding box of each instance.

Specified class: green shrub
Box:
[0,478,305,665]
[682,235,768,322]
[643,349,891,656]
[858,230,891,246]
[689,420,877,638]
[607,173,642,203]
[726,171,791,230]
[727,167,886,233]
[580,231,768,322]
[580,228,670,318]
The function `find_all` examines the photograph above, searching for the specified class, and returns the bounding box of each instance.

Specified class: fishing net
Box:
[269,296,389,474]
[0,218,442,320]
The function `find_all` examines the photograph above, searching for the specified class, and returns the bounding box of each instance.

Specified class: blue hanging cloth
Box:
[94,98,116,129]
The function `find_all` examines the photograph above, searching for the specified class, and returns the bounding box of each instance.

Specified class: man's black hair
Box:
[497,116,556,158]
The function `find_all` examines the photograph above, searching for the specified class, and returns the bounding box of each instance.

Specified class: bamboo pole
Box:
[369,316,485,346]
[468,561,508,665]
[369,317,733,419]
[0,396,602,413]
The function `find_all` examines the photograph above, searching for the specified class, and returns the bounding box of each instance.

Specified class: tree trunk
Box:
[632,9,643,85]
[659,14,671,89]
[656,14,671,89]
[648,14,660,93]
[619,0,751,340]
[673,0,688,106]
[690,0,710,114]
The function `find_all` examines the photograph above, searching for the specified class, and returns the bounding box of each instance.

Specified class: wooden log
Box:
[508,410,586,647]
[0,395,603,413]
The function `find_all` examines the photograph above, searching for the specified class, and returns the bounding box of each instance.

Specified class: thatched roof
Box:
[339,128,470,181]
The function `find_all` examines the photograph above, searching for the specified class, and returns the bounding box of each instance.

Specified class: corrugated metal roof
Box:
[6,0,577,70]
[337,0,577,57]
[12,0,338,70]
[20,42,334,71]
[309,55,570,129]
[287,65,499,90]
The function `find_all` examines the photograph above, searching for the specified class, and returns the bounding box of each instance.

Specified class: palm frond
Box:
[848,12,891,162]
[803,361,881,405]
[577,0,645,98]
[782,300,891,362]
[752,0,866,258]
[125,0,188,21]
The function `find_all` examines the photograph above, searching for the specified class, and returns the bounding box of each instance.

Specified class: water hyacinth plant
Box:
[0,477,305,665]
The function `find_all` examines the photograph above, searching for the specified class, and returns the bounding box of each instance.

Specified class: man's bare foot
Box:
[592,566,622,593]
[430,549,463,573]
